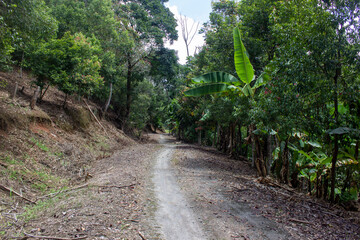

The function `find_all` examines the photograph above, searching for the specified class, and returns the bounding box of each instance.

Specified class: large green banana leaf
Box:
[184,83,230,96]
[233,28,254,84]
[192,71,240,85]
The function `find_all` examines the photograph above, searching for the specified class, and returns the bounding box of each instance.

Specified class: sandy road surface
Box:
[153,135,207,240]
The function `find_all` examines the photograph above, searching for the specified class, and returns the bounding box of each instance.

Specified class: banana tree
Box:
[184,28,269,97]
[184,27,271,177]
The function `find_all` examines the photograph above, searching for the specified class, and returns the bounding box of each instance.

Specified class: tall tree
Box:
[113,0,178,128]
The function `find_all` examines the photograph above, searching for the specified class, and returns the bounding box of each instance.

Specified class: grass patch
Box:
[1,153,67,194]
[21,197,59,222]
[31,137,49,152]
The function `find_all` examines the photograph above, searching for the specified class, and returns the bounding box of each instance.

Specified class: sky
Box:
[165,0,213,64]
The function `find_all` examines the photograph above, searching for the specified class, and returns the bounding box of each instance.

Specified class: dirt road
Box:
[152,135,289,240]
[4,134,359,239]
[153,136,206,240]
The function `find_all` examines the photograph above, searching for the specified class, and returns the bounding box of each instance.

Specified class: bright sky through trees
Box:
[166,0,213,64]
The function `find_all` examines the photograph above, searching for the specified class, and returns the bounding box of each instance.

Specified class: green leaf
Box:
[299,140,304,148]
[310,172,317,182]
[254,72,271,89]
[242,84,253,97]
[307,141,322,148]
[184,83,230,97]
[320,157,332,165]
[192,72,239,85]
[326,127,360,135]
[233,28,254,84]
[298,150,313,161]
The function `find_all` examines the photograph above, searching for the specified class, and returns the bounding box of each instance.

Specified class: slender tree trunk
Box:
[250,125,256,167]
[30,86,40,109]
[12,82,18,100]
[254,135,267,177]
[39,85,50,102]
[330,56,341,202]
[19,51,24,79]
[103,82,113,115]
[216,123,220,148]
[212,123,217,148]
[238,124,242,156]
[330,136,339,202]
[63,94,68,108]
[124,58,132,130]
[198,130,202,145]
[228,124,234,155]
[323,175,329,200]
[267,134,272,174]
[280,139,289,184]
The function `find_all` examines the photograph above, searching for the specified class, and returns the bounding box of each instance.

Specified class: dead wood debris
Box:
[138,232,146,240]
[0,184,36,204]
[8,232,87,240]
[36,183,138,201]
[289,218,312,225]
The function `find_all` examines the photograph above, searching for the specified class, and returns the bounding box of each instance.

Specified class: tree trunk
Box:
[30,86,40,109]
[330,49,341,202]
[254,135,267,177]
[198,130,202,145]
[323,174,329,200]
[216,123,220,148]
[39,84,50,102]
[19,51,24,79]
[124,58,132,130]
[330,135,339,202]
[63,94,68,108]
[227,124,234,155]
[103,82,113,116]
[212,123,217,148]
[267,134,272,174]
[280,139,289,184]
[250,126,256,168]
[12,82,18,100]
[237,124,242,157]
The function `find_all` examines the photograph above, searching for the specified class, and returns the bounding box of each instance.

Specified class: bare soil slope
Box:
[0,68,138,239]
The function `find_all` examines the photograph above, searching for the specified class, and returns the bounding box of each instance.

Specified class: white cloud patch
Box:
[165,4,205,65]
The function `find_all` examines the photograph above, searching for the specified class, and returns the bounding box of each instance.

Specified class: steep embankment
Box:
[0,68,137,238]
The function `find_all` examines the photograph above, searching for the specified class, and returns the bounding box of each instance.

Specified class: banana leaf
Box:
[192,71,239,85]
[184,83,230,97]
[233,28,254,84]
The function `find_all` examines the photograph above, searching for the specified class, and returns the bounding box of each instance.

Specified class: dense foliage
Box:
[0,0,181,135]
[171,0,360,204]
[1,0,359,204]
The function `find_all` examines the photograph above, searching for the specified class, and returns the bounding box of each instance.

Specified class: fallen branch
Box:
[37,183,137,201]
[22,232,87,240]
[289,218,312,225]
[37,183,89,201]
[95,184,137,189]
[83,99,108,137]
[138,232,146,240]
[230,186,250,192]
[0,185,36,204]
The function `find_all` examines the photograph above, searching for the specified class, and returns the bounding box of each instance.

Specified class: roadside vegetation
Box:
[0,0,359,238]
